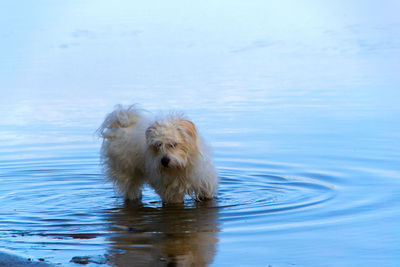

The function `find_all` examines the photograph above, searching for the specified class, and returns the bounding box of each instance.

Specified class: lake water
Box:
[1,1,399,266]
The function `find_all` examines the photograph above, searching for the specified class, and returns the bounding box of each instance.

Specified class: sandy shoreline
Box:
[0,251,53,266]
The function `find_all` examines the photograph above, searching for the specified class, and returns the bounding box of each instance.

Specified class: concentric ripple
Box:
[218,171,335,215]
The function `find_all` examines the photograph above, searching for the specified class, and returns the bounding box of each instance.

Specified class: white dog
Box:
[97,105,218,203]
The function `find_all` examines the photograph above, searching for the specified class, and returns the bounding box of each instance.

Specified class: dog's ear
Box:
[179,120,198,142]
[145,124,156,144]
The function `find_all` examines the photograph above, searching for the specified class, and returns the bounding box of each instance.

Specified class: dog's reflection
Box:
[106,201,220,267]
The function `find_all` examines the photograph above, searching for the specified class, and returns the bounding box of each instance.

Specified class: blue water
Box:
[1,1,400,266]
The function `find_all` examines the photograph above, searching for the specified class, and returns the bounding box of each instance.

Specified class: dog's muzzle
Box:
[161,156,170,167]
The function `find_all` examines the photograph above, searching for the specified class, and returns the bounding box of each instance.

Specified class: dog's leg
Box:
[158,190,185,204]
[117,176,144,202]
[124,186,142,202]
[197,192,214,201]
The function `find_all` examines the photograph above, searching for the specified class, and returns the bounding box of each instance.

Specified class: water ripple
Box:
[1,142,398,266]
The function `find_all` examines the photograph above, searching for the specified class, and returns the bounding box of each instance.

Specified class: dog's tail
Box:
[97,104,144,139]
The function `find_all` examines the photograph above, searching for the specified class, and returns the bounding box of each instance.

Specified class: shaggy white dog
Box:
[98,105,218,203]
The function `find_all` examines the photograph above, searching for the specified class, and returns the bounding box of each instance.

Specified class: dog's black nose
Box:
[161,156,170,167]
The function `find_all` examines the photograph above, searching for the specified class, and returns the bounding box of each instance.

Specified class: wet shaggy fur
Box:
[97,105,218,203]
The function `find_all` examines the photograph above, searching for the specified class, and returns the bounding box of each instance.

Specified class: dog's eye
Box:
[168,142,178,148]
[154,142,162,148]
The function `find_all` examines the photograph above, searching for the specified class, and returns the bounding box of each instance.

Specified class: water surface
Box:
[1,1,399,266]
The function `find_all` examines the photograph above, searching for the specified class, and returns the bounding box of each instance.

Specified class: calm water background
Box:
[1,1,400,266]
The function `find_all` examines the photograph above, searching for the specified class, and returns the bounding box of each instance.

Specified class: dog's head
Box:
[145,116,199,170]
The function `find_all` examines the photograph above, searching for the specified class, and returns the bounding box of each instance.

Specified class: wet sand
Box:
[0,251,53,266]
